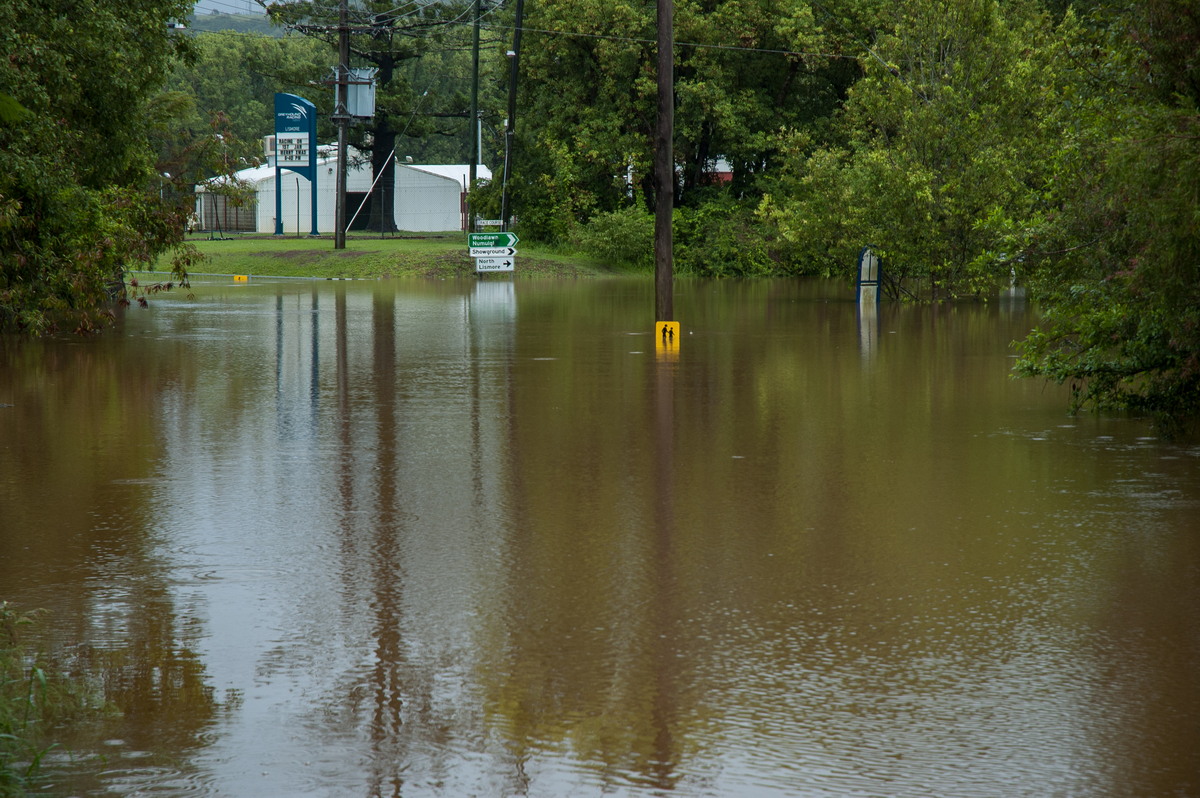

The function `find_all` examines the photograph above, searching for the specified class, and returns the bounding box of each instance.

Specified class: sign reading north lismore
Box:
[474,256,515,272]
[274,93,319,236]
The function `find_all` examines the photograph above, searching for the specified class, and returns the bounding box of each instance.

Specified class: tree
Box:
[264,0,478,232]
[502,0,858,267]
[0,0,198,334]
[758,0,1072,297]
[165,31,333,170]
[1015,0,1200,428]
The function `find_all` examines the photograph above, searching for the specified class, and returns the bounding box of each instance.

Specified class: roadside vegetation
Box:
[1,0,1196,427]
[165,233,611,279]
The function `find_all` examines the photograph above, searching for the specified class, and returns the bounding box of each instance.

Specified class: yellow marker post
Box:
[655,321,680,358]
[233,275,250,283]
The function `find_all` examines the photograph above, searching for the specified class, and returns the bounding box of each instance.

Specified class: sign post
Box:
[274,93,319,236]
[469,232,519,273]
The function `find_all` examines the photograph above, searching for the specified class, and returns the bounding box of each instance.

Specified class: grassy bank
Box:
[157,232,618,280]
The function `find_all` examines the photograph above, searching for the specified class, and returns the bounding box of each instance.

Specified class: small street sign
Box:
[469,246,518,258]
[468,232,519,249]
[475,256,515,272]
[475,219,504,227]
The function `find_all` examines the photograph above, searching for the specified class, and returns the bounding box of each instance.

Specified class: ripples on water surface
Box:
[1,277,1197,796]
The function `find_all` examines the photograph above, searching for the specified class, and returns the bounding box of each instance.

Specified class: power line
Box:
[192,0,259,16]
[368,0,503,28]
[471,21,862,60]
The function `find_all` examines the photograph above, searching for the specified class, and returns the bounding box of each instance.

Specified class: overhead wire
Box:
[464,20,861,61]
[367,0,504,28]
[192,0,258,15]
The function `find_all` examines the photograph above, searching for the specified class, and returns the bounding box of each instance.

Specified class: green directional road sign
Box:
[467,232,519,249]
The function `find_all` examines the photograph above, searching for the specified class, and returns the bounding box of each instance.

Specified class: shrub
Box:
[570,205,655,268]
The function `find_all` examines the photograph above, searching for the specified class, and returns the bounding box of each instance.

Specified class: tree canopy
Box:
[1014,0,1200,427]
[264,0,487,231]
[490,0,1199,427]
[0,0,199,334]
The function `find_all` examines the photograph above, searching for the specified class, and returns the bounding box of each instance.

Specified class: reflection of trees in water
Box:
[474,345,693,793]
[67,590,222,753]
[364,289,409,798]
[0,335,222,786]
[324,289,449,797]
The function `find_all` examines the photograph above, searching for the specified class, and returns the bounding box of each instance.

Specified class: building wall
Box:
[197,160,476,234]
[395,167,467,232]
[197,192,258,233]
[256,165,374,235]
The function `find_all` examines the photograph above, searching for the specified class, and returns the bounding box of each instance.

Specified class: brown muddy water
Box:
[1,276,1198,797]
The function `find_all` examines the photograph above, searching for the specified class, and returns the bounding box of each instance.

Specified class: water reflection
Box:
[1,277,1197,796]
[0,334,223,793]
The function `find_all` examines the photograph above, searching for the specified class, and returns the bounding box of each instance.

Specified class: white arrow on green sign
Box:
[470,246,517,258]
[468,232,518,249]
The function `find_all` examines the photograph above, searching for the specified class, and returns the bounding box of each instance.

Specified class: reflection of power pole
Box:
[334,0,350,249]
[499,0,524,233]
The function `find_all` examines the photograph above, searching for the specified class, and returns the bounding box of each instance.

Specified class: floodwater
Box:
[1,276,1198,797]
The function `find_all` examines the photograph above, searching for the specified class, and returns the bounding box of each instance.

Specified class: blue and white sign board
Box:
[274,93,318,236]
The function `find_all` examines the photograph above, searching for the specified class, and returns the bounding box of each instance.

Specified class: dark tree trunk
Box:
[366,53,398,233]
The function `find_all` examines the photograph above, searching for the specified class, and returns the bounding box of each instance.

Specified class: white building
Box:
[195,143,491,234]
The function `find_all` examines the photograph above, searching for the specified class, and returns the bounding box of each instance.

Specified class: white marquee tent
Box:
[195,145,491,234]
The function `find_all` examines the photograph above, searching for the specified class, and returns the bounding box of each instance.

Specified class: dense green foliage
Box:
[761,0,1071,297]
[488,0,1199,426]
[165,31,332,167]
[0,0,198,334]
[498,0,859,250]
[1014,0,1200,426]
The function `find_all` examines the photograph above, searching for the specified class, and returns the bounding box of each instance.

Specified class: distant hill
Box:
[186,11,282,37]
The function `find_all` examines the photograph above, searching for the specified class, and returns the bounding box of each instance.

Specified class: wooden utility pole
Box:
[468,0,481,234]
[334,0,350,249]
[654,0,674,323]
